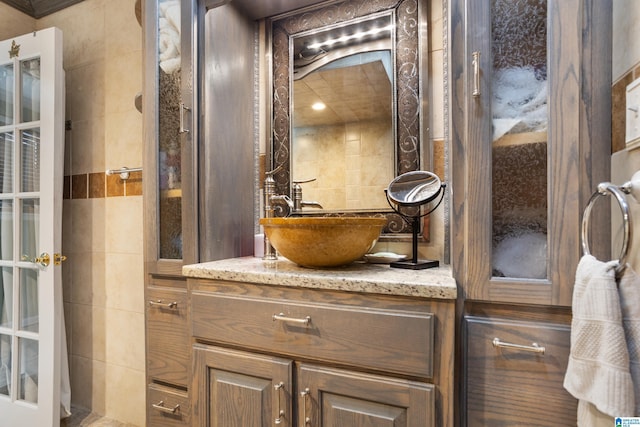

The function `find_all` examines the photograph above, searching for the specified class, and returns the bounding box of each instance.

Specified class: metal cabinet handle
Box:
[274,382,285,424]
[179,102,190,133]
[148,300,178,309]
[152,400,180,414]
[273,313,311,325]
[472,51,481,97]
[492,337,545,355]
[300,388,311,426]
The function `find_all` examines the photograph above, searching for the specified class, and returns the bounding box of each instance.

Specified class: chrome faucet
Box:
[292,179,323,212]
[263,166,283,260]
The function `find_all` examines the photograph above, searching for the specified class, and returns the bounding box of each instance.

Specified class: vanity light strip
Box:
[307,24,394,50]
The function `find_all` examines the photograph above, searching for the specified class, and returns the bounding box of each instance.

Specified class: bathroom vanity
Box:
[184,258,457,427]
[143,0,614,425]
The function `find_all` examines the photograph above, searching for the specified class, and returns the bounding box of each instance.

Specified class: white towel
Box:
[564,255,636,425]
[619,265,640,414]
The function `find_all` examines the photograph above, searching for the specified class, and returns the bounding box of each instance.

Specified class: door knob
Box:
[54,253,67,266]
[22,253,50,267]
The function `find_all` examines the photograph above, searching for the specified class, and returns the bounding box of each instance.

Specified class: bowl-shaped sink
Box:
[260,217,387,267]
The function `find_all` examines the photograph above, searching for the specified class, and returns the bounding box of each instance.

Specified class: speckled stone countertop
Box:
[183,256,457,300]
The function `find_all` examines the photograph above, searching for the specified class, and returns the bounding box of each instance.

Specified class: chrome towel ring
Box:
[581,182,632,276]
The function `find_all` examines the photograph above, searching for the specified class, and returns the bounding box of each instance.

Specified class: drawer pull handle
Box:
[273,313,311,325]
[300,387,311,425]
[492,337,545,355]
[274,381,285,424]
[149,300,178,309]
[472,51,481,97]
[152,400,180,414]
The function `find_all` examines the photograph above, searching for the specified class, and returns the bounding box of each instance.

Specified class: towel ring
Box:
[581,182,632,276]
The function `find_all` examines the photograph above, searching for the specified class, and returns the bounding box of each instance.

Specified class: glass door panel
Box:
[0,201,13,261]
[20,58,40,123]
[19,269,38,333]
[0,64,14,126]
[21,129,40,193]
[20,199,39,262]
[490,0,548,279]
[158,0,183,259]
[0,333,11,397]
[0,132,14,193]
[17,337,37,403]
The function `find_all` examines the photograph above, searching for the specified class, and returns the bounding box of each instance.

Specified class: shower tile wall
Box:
[0,0,148,424]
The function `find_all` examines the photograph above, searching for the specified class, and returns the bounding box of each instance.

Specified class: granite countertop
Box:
[183,256,457,300]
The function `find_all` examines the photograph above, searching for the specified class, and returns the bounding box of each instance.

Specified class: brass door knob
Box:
[34,252,50,267]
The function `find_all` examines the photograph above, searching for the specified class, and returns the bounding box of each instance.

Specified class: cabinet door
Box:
[450,0,611,306]
[143,0,198,273]
[192,344,293,427]
[463,314,576,426]
[297,363,434,427]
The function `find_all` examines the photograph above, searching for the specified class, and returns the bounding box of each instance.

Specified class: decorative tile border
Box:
[64,171,142,199]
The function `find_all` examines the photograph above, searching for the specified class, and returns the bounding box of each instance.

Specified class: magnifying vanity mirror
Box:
[385,171,445,269]
[269,0,426,234]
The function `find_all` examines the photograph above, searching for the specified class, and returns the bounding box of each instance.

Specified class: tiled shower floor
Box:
[60,407,139,427]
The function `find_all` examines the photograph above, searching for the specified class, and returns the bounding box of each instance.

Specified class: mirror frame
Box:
[268,0,425,233]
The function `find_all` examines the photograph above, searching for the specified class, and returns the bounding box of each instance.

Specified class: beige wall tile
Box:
[105,253,144,312]
[69,118,105,175]
[65,61,106,123]
[104,109,143,168]
[70,252,106,306]
[105,363,146,426]
[70,355,106,415]
[66,198,106,254]
[71,303,106,362]
[37,0,105,69]
[105,0,142,58]
[0,4,35,40]
[105,50,142,115]
[105,308,145,370]
[105,196,143,254]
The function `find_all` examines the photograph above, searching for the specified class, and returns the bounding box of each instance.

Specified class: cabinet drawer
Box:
[147,384,190,426]
[464,315,576,426]
[192,289,434,378]
[147,286,189,386]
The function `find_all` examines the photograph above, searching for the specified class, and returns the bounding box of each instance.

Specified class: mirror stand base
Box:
[390,259,439,270]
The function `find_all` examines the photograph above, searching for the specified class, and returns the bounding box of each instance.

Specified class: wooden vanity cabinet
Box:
[450,0,611,425]
[188,278,455,427]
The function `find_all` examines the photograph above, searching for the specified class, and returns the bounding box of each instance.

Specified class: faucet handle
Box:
[293,178,316,185]
[266,164,283,177]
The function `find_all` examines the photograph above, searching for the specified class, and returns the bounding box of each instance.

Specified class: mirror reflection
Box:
[291,14,395,211]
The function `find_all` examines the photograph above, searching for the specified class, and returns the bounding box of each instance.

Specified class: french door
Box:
[0,27,66,426]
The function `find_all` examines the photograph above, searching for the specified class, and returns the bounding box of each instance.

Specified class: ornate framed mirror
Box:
[268,0,425,233]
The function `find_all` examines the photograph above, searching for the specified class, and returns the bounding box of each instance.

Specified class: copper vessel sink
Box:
[260,217,386,267]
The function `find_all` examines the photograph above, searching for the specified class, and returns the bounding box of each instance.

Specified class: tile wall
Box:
[35,0,144,424]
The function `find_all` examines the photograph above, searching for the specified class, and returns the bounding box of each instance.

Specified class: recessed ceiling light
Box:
[312,102,326,111]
